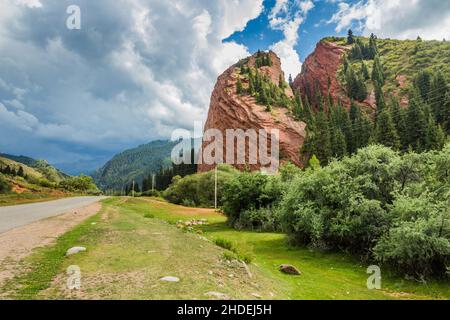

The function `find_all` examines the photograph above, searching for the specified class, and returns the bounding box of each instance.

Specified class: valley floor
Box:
[1,197,449,300]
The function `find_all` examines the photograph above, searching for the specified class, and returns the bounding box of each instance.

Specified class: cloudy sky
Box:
[1,0,449,174]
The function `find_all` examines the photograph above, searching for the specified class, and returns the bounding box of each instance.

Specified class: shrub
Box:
[163,164,238,207]
[374,209,450,278]
[0,174,10,193]
[59,174,100,193]
[221,172,283,225]
[140,189,161,197]
[280,144,450,277]
[234,206,282,232]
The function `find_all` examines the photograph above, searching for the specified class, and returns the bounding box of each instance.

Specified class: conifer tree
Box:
[430,71,448,126]
[371,55,384,86]
[332,128,348,159]
[390,97,408,150]
[414,70,432,102]
[347,29,355,45]
[368,33,378,59]
[236,77,243,95]
[375,110,401,150]
[361,61,369,80]
[426,117,445,150]
[406,90,428,151]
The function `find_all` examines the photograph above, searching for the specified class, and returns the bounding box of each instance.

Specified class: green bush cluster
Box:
[59,174,100,194]
[162,165,238,207]
[0,174,11,193]
[281,145,449,277]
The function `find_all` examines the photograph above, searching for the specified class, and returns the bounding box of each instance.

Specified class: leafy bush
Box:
[0,174,10,193]
[140,189,161,197]
[280,144,450,277]
[163,165,238,207]
[373,195,449,278]
[234,206,282,232]
[59,174,100,193]
[221,172,283,225]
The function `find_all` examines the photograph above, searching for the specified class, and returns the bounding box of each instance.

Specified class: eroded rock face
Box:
[293,41,376,112]
[198,51,306,173]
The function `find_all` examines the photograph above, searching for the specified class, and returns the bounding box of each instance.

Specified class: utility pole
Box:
[214,165,218,210]
[132,180,135,198]
[152,174,155,192]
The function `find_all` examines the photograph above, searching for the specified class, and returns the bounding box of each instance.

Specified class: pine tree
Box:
[368,33,378,59]
[390,97,408,150]
[346,65,367,102]
[361,61,369,80]
[406,90,428,151]
[279,74,286,89]
[430,71,448,126]
[332,128,348,158]
[375,83,386,119]
[371,54,384,86]
[289,74,294,89]
[414,70,432,102]
[375,110,401,150]
[17,167,24,177]
[426,117,445,150]
[347,29,355,45]
[236,77,243,95]
[314,112,332,163]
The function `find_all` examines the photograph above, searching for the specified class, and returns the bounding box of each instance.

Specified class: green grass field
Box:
[2,197,448,300]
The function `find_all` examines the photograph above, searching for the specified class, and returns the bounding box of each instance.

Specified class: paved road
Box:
[0,197,107,234]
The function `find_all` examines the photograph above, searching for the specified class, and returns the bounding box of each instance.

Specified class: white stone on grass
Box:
[66,247,86,256]
[160,276,180,282]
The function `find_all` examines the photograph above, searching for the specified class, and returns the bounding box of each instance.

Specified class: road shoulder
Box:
[0,202,102,287]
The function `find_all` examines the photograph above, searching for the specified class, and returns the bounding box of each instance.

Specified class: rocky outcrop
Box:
[198,51,306,173]
[293,41,376,112]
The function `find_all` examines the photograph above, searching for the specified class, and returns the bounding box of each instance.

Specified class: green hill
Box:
[0,153,68,183]
[92,140,179,191]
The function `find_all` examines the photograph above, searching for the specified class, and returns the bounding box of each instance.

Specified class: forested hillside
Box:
[92,140,179,191]
[295,33,449,165]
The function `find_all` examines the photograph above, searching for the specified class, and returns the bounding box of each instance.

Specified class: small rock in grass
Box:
[66,246,86,256]
[205,292,230,300]
[160,276,180,282]
[91,222,97,225]
[251,293,262,299]
[279,264,301,275]
[208,270,213,275]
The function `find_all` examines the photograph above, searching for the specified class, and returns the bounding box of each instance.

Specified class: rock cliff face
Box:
[293,41,376,111]
[198,51,306,173]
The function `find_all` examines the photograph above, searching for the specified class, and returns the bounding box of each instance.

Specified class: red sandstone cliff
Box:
[293,41,376,111]
[198,51,306,173]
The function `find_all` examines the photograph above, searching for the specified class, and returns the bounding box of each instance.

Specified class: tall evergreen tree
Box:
[430,71,449,127]
[375,110,401,150]
[390,97,408,150]
[414,70,432,102]
[371,55,384,86]
[406,90,428,151]
[236,77,243,95]
[368,33,378,59]
[374,83,386,118]
[331,128,348,159]
[361,61,369,80]
[347,29,355,45]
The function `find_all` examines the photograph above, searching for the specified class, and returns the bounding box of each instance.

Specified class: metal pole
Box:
[152,174,155,192]
[214,165,218,209]
[132,180,135,198]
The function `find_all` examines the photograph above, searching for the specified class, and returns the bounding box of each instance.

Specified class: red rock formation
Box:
[293,41,376,112]
[198,51,306,173]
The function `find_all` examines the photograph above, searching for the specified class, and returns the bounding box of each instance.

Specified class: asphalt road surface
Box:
[0,197,106,234]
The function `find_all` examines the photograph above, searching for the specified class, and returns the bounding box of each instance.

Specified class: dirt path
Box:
[0,202,102,286]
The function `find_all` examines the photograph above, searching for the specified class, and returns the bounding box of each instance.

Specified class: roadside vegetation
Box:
[3,197,448,300]
[0,156,100,206]
[161,144,450,280]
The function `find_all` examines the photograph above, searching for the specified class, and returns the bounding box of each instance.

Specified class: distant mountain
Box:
[92,140,180,191]
[0,153,68,182]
